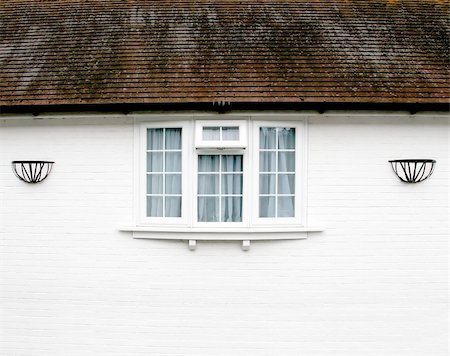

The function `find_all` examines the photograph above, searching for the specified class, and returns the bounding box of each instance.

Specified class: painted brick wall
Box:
[0,112,448,355]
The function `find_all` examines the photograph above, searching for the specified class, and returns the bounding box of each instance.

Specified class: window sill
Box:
[119,225,322,250]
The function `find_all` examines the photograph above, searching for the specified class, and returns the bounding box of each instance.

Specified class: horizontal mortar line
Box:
[1,47,446,58]
[0,36,446,45]
[1,6,444,12]
[1,70,446,77]
[0,50,448,59]
[1,76,446,83]
[8,89,440,94]
[1,69,445,76]
[1,50,446,57]
[1,10,445,19]
[2,82,449,92]
[0,78,450,88]
[1,79,446,86]
[1,98,445,104]
[1,87,447,100]
[0,96,443,101]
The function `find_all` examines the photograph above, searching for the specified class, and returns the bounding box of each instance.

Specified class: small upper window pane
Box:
[203,127,220,141]
[165,128,182,149]
[260,127,277,149]
[222,127,239,141]
[278,128,295,149]
[147,128,164,150]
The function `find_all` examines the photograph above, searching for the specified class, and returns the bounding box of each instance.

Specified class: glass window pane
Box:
[198,174,219,194]
[278,196,295,217]
[259,197,276,218]
[165,196,181,217]
[222,174,243,195]
[278,174,295,194]
[165,128,181,149]
[278,128,295,149]
[147,152,163,172]
[260,152,276,172]
[147,174,163,194]
[222,127,239,141]
[203,127,220,140]
[165,152,181,172]
[260,127,276,149]
[222,155,242,172]
[198,197,219,222]
[198,155,219,172]
[165,174,181,194]
[259,174,276,194]
[278,152,295,172]
[221,197,242,222]
[147,196,163,217]
[147,128,164,150]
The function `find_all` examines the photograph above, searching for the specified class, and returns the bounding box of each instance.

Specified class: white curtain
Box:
[198,155,243,222]
[198,197,219,222]
[259,196,276,217]
[165,128,181,149]
[222,197,242,222]
[259,127,295,218]
[165,152,181,172]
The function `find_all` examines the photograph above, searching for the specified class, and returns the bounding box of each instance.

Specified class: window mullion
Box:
[275,129,279,218]
[219,155,222,222]
[162,129,166,217]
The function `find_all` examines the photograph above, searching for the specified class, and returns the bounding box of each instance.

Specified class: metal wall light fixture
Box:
[12,161,55,183]
[389,159,436,183]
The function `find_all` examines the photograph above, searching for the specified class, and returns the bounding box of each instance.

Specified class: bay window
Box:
[138,117,305,229]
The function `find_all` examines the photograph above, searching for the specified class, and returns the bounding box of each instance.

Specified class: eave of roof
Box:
[0,0,449,107]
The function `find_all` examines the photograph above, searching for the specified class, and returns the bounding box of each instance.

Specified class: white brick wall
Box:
[0,112,448,355]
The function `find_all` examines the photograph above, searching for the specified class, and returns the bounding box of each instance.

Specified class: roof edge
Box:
[0,102,449,116]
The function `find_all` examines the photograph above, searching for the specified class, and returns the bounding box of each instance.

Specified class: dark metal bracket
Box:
[12,161,54,183]
[389,159,436,183]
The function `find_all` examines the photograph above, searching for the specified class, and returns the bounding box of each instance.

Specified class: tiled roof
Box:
[0,0,448,106]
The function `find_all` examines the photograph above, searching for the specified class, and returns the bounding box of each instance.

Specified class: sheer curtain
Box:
[198,154,243,222]
[259,127,295,218]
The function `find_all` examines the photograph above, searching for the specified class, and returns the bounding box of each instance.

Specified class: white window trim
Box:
[195,120,248,149]
[251,120,307,227]
[132,115,309,231]
[137,120,192,227]
[193,148,249,228]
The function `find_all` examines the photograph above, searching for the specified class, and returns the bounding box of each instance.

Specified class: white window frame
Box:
[193,148,249,228]
[138,120,191,226]
[251,120,307,227]
[195,120,248,149]
[135,116,307,230]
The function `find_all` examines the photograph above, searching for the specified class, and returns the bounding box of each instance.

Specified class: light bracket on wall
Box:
[389,159,436,183]
[12,161,54,183]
